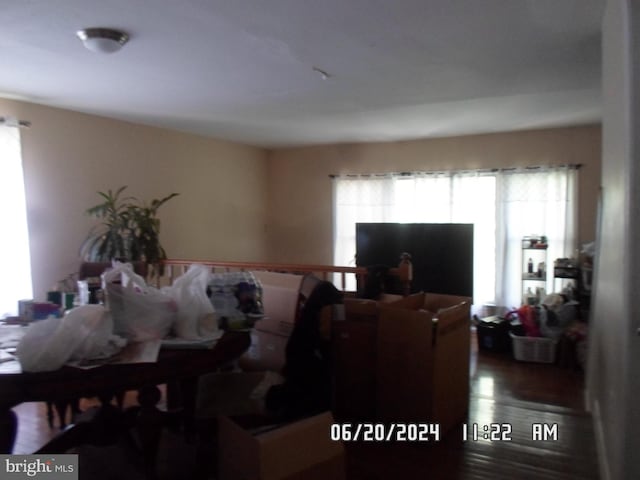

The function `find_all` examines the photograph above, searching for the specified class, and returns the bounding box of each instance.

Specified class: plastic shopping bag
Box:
[69,305,127,361]
[15,305,125,372]
[16,316,73,372]
[103,262,176,341]
[162,264,217,339]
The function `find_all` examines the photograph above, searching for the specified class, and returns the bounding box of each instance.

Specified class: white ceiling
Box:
[0,0,604,148]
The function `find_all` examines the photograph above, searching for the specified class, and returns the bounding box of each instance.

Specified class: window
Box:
[333,166,577,309]
[0,125,33,317]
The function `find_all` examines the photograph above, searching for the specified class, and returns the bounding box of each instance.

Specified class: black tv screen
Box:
[356,223,474,298]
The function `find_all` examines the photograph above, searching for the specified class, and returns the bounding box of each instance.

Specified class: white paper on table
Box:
[0,325,26,351]
[0,355,21,373]
[160,330,224,349]
[68,339,162,369]
[0,326,25,373]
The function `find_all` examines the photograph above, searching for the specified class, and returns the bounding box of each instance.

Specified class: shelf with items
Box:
[522,235,549,305]
[522,235,549,250]
[553,268,580,279]
[553,257,591,320]
[522,272,548,281]
[553,258,580,298]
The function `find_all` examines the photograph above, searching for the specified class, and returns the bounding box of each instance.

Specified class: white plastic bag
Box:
[69,305,127,362]
[15,305,126,372]
[162,264,217,339]
[103,262,176,341]
[16,317,72,372]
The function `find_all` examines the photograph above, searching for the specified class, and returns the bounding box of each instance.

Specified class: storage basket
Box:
[509,332,558,363]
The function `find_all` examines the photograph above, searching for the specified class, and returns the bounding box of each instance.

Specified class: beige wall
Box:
[266,125,602,265]
[0,97,601,302]
[0,99,268,300]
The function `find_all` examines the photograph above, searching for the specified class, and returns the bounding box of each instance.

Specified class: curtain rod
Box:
[0,116,31,128]
[329,163,582,178]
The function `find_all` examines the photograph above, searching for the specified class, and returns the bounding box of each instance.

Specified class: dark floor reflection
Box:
[346,332,599,480]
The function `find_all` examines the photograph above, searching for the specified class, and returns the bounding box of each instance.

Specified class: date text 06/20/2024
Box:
[330,423,560,442]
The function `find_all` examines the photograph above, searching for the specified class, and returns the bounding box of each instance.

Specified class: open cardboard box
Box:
[331,292,470,425]
[218,411,345,480]
[385,291,471,313]
[331,294,436,421]
[376,292,472,437]
[331,298,379,421]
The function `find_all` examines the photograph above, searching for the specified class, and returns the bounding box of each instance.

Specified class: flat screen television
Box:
[356,223,474,298]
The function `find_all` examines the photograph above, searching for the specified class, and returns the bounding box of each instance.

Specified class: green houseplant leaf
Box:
[80,186,179,269]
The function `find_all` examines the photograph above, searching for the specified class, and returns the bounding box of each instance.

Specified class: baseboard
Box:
[591,399,611,480]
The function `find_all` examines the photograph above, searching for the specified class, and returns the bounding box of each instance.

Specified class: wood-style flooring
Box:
[345,334,598,480]
[10,331,599,479]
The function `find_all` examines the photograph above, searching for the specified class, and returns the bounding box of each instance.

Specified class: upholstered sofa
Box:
[238,270,316,372]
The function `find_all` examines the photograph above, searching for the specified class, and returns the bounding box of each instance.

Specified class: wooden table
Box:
[0,331,250,477]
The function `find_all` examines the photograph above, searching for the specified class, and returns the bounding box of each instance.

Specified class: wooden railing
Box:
[151,253,413,295]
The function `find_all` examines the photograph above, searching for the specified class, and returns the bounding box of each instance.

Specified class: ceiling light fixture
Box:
[76,28,129,54]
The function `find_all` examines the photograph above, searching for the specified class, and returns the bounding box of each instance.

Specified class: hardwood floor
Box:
[346,333,599,480]
[9,331,599,479]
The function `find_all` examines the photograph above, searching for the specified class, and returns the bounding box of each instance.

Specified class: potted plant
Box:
[80,186,179,270]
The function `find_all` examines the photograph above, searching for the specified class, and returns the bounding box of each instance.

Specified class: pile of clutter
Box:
[507,293,579,340]
[14,263,265,372]
[475,293,583,365]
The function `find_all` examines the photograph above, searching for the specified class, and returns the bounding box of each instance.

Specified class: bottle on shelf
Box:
[522,235,549,305]
[537,261,545,278]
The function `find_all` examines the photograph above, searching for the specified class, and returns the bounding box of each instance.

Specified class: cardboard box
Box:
[331,294,424,421]
[376,293,472,437]
[331,299,379,420]
[376,307,435,423]
[218,412,345,480]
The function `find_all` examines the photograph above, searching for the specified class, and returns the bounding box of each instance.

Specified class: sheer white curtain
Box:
[0,125,33,316]
[333,166,577,308]
[495,167,578,309]
[333,176,395,270]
